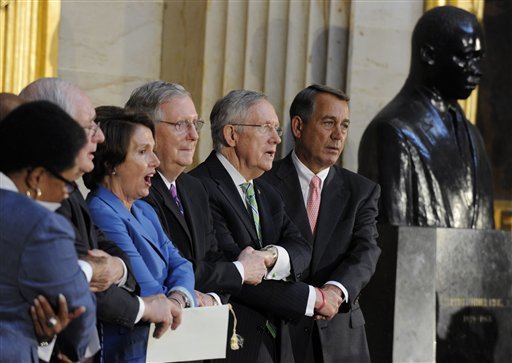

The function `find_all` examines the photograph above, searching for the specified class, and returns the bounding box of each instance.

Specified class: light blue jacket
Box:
[86,185,195,303]
[0,189,96,362]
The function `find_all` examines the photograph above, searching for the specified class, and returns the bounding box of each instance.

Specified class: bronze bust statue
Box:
[358,6,494,229]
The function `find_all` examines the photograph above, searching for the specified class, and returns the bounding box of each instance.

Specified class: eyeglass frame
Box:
[45,168,77,194]
[230,123,283,137]
[158,119,205,133]
[83,121,101,138]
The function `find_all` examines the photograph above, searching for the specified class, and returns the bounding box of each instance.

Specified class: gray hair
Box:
[19,77,77,117]
[125,81,191,124]
[210,89,267,152]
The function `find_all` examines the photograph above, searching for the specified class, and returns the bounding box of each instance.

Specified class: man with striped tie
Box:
[190,89,335,363]
[263,84,381,363]
[126,81,269,310]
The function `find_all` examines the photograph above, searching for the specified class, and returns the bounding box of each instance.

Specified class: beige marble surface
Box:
[59,1,163,107]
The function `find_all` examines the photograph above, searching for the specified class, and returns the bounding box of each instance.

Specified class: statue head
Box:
[411,6,484,101]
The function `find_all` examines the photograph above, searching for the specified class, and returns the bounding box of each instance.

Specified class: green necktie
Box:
[240,182,262,247]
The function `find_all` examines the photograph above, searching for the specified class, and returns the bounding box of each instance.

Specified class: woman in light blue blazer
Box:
[0,101,96,362]
[84,108,195,362]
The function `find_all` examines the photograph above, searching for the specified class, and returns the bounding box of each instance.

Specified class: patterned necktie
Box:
[306,175,321,233]
[240,182,262,246]
[170,184,184,215]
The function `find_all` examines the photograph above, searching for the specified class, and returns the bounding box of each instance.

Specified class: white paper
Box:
[147,304,229,362]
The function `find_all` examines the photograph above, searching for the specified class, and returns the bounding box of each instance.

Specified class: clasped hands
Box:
[82,249,125,292]
[313,285,344,321]
[237,246,277,285]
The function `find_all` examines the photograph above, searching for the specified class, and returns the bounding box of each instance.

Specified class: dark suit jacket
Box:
[0,190,96,362]
[57,190,140,328]
[143,172,242,295]
[190,152,312,363]
[263,153,381,363]
[358,84,494,229]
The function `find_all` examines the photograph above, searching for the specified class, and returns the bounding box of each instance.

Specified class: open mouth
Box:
[265,151,275,158]
[144,173,154,186]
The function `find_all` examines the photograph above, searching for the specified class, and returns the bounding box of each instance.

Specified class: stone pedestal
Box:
[361,225,512,363]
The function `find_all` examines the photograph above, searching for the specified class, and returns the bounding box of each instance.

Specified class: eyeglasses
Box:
[230,123,283,137]
[159,119,205,134]
[46,168,77,194]
[84,121,101,138]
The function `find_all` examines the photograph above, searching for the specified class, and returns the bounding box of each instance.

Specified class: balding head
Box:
[0,93,26,122]
[19,77,95,128]
[19,77,103,175]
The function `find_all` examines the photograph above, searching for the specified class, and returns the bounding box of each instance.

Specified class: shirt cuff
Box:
[207,293,222,306]
[37,336,57,362]
[305,285,316,317]
[264,245,291,280]
[78,259,93,283]
[232,261,244,283]
[169,287,196,308]
[134,296,145,324]
[115,257,128,287]
[325,280,349,303]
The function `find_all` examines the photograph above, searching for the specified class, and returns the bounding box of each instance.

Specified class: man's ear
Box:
[291,116,303,139]
[420,43,435,66]
[223,124,237,147]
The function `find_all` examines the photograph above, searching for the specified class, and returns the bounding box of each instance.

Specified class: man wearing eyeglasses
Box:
[263,84,381,363]
[19,78,178,361]
[126,81,268,309]
[190,90,321,363]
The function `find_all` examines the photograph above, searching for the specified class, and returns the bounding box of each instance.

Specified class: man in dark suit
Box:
[358,6,493,229]
[19,78,179,358]
[263,85,381,363]
[190,90,340,362]
[125,81,268,306]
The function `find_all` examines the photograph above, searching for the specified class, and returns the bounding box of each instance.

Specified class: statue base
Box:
[361,225,512,363]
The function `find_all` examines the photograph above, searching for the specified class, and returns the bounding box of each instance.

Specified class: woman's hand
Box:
[31,294,86,344]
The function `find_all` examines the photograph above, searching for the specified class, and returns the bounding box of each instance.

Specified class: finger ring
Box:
[46,317,58,328]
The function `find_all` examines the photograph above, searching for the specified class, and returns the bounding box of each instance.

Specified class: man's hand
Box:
[236,246,267,285]
[194,290,217,307]
[141,294,177,338]
[167,292,184,330]
[83,249,124,292]
[31,294,86,343]
[314,286,343,320]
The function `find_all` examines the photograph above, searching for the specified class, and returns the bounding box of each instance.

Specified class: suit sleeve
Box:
[18,213,96,362]
[192,184,243,293]
[368,122,413,225]
[327,183,381,308]
[88,200,166,296]
[201,179,311,320]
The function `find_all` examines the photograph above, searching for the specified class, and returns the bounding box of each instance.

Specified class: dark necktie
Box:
[170,184,184,215]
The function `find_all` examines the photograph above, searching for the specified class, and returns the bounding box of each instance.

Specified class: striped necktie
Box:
[170,184,184,215]
[240,182,262,247]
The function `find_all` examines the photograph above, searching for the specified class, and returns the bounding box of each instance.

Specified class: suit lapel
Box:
[312,167,350,269]
[175,176,198,256]
[95,186,166,262]
[275,155,314,242]
[152,173,193,242]
[205,153,260,247]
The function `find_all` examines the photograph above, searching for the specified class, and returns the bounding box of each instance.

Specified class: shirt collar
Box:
[0,172,18,192]
[157,170,176,190]
[291,150,330,190]
[216,151,253,186]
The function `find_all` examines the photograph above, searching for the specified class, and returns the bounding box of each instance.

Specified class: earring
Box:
[35,188,42,199]
[112,169,117,176]
[26,189,32,198]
